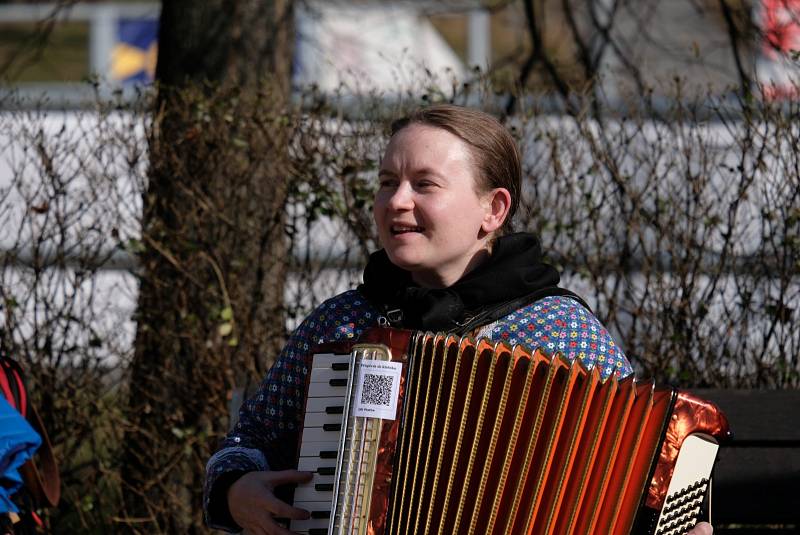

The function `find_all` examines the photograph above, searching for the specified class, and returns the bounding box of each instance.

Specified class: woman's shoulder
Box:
[476,294,632,379]
[295,289,379,345]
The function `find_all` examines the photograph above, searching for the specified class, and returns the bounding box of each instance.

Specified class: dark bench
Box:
[694,389,800,534]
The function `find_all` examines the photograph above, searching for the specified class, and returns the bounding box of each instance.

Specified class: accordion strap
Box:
[454,287,592,335]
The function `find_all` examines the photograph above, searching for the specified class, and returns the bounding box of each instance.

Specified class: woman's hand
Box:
[224,470,713,535]
[227,470,313,535]
[688,521,713,535]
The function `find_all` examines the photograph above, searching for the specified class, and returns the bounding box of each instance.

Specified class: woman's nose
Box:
[386,182,414,211]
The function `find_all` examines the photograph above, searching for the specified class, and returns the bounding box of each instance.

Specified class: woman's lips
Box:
[391,225,424,235]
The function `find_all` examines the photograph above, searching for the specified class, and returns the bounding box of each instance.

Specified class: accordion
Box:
[290,328,729,535]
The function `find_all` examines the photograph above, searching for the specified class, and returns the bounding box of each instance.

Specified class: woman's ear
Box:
[481,188,512,234]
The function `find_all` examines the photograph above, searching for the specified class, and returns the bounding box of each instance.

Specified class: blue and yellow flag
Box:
[111,18,159,84]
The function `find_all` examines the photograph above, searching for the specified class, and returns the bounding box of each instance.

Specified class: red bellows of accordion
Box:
[293,328,730,535]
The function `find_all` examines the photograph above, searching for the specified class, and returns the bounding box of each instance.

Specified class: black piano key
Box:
[329,378,347,387]
[325,405,344,414]
[311,510,331,519]
[331,362,349,371]
[323,423,341,432]
[315,483,334,492]
[317,466,335,476]
[319,450,337,459]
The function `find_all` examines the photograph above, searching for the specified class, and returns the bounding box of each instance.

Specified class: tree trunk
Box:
[121,1,293,532]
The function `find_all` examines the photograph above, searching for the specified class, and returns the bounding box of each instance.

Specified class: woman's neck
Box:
[410,248,491,289]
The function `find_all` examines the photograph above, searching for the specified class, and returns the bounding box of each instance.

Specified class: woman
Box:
[204,105,711,535]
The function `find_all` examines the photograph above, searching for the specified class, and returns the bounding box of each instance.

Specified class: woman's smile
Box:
[390,224,425,235]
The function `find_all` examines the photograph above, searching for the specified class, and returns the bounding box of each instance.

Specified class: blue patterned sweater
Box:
[204,290,632,531]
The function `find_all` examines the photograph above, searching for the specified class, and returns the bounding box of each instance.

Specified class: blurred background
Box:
[0,1,798,533]
[2,0,800,101]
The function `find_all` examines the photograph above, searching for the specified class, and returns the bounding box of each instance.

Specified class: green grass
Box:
[0,21,90,82]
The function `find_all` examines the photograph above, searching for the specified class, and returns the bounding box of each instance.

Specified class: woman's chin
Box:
[385,253,423,272]
[382,246,427,270]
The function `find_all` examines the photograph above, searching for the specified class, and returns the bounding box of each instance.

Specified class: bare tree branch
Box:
[718,0,753,97]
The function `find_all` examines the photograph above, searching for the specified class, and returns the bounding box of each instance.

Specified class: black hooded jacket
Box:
[358,233,588,334]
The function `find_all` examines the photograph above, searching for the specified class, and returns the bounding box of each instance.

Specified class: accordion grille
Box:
[384,333,673,535]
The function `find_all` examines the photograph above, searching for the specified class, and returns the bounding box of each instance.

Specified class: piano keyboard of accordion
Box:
[290,328,730,535]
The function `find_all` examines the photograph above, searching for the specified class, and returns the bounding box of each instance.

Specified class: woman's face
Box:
[374,124,502,288]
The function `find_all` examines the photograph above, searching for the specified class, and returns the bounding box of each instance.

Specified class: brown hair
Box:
[390,104,522,234]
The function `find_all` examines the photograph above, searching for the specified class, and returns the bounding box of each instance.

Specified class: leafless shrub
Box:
[0,101,145,530]
[512,92,800,387]
[0,81,798,531]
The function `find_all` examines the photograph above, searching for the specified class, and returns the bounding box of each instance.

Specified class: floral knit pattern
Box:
[204,290,631,531]
[475,295,632,380]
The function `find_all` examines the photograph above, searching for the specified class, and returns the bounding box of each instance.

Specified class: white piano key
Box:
[290,517,330,532]
[300,427,344,443]
[306,396,345,411]
[304,397,346,414]
[311,353,350,369]
[299,440,340,457]
[293,501,332,512]
[298,439,357,460]
[303,411,344,427]
[294,483,333,507]
[308,366,350,383]
[308,473,334,486]
[306,382,350,398]
[293,472,334,493]
[297,456,336,471]
[293,485,333,502]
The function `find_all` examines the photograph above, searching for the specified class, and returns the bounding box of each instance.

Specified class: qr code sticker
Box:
[360,373,393,406]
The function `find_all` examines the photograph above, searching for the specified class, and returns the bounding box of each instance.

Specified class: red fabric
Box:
[0,362,15,410]
[0,360,26,416]
[13,366,26,417]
